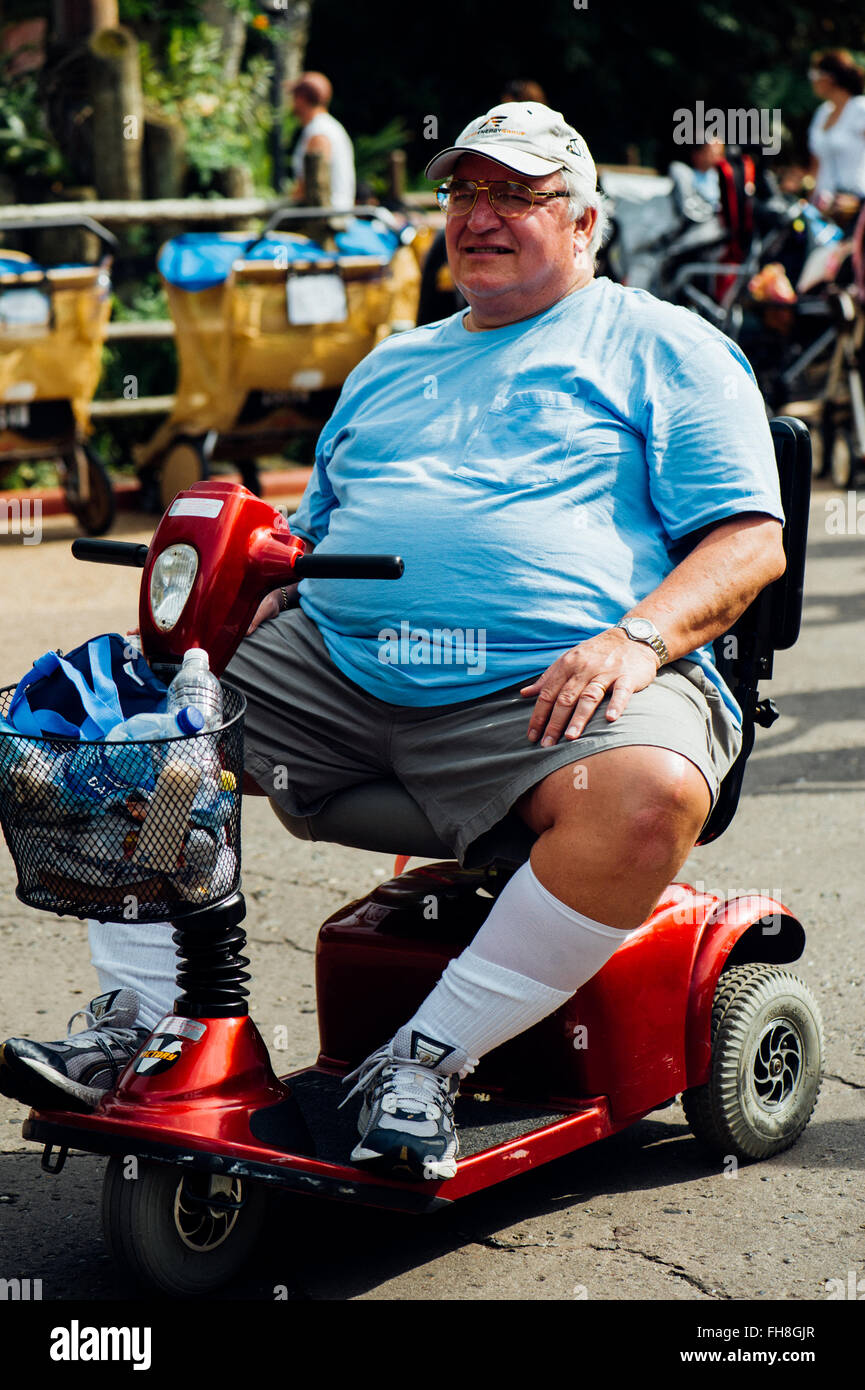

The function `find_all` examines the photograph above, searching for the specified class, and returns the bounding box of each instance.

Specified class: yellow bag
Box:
[138,231,420,466]
[0,257,111,436]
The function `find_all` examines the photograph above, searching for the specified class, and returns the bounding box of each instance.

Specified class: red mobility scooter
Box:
[3,416,821,1296]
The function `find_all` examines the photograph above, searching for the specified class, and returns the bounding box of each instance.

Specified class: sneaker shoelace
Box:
[340,1046,452,1119]
[64,1008,145,1079]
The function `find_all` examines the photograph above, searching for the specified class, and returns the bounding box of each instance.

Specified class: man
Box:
[417,82,548,324]
[288,70,356,208]
[0,105,786,1183]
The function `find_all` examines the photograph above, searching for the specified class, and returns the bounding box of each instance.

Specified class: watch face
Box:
[627,618,654,639]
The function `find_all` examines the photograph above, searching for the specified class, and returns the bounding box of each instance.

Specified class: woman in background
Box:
[808,50,865,226]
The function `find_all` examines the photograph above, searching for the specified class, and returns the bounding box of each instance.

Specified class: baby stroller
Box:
[136,207,421,512]
[599,168,724,293]
[606,165,852,427]
[809,199,865,487]
[696,199,850,418]
[0,216,117,535]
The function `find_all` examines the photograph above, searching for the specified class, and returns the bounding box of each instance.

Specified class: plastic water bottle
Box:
[120,707,225,879]
[106,707,204,803]
[106,706,205,743]
[165,719,224,812]
[59,708,205,816]
[166,649,223,732]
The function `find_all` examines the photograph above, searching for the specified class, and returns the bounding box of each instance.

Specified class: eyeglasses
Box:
[436,179,570,219]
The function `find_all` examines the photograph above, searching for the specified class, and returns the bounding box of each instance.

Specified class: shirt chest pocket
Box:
[454,390,580,490]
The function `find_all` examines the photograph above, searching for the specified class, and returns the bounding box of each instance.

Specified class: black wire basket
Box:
[0,681,245,923]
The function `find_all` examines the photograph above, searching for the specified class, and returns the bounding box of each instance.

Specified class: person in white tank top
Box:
[289,70,356,209]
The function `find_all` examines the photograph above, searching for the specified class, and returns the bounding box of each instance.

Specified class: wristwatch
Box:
[615,617,669,666]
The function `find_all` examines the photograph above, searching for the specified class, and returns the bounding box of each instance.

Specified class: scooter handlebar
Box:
[72,539,149,567]
[71,540,403,580]
[291,554,404,580]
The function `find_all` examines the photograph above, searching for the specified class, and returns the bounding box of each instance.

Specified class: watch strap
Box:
[616,619,669,665]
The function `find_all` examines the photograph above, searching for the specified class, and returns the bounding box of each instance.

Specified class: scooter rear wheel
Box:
[682,963,823,1162]
[102,1157,270,1297]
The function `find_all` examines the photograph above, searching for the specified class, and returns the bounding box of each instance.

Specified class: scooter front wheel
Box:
[682,963,824,1162]
[102,1157,270,1297]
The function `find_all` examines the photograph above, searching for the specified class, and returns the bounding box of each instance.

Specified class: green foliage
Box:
[0,52,68,181]
[1,460,59,490]
[140,23,275,189]
[354,117,411,195]
[97,279,176,404]
[95,276,177,473]
[111,277,170,325]
[119,0,201,26]
[304,0,865,174]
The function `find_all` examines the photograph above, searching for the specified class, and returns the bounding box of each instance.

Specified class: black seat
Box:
[272,416,812,860]
[699,415,811,841]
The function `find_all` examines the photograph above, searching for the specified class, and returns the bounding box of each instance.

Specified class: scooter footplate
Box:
[252,1070,571,1163]
[23,1070,611,1211]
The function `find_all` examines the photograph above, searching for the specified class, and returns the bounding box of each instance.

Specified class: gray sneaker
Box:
[0,989,148,1112]
[340,1030,465,1181]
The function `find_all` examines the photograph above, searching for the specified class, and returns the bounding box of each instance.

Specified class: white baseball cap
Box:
[425,102,597,197]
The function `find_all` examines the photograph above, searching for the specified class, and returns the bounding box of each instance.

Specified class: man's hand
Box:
[521,628,660,745]
[246,586,298,636]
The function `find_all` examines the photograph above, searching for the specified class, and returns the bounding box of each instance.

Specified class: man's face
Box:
[443,153,593,326]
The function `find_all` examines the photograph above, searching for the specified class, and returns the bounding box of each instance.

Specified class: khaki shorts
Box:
[226,608,743,867]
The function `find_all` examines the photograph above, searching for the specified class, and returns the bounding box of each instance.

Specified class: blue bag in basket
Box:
[8,634,168,741]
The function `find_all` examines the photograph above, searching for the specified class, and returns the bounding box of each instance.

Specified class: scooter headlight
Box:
[149,543,199,631]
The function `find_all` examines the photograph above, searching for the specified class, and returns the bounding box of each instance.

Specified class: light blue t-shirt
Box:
[291,277,785,724]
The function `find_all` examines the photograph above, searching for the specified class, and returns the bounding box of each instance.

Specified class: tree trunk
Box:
[275,2,314,85]
[305,149,331,205]
[299,149,337,249]
[52,0,119,42]
[220,166,255,198]
[87,26,143,200]
[200,1,247,82]
[37,186,102,264]
[43,3,122,186]
[144,113,187,200]
[218,166,257,228]
[388,150,406,205]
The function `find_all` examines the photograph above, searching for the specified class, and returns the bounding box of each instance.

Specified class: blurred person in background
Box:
[668,138,726,220]
[500,78,548,105]
[808,50,865,225]
[289,70,357,208]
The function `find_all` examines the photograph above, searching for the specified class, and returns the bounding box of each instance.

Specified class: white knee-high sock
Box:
[394,862,636,1075]
[469,860,633,990]
[88,919,178,1033]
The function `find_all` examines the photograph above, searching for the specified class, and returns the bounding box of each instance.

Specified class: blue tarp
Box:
[158,221,401,292]
[0,256,93,276]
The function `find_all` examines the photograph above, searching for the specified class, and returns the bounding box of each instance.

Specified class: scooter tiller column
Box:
[170,891,250,1018]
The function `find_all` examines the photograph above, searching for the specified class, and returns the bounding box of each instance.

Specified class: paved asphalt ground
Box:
[0,483,862,1331]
